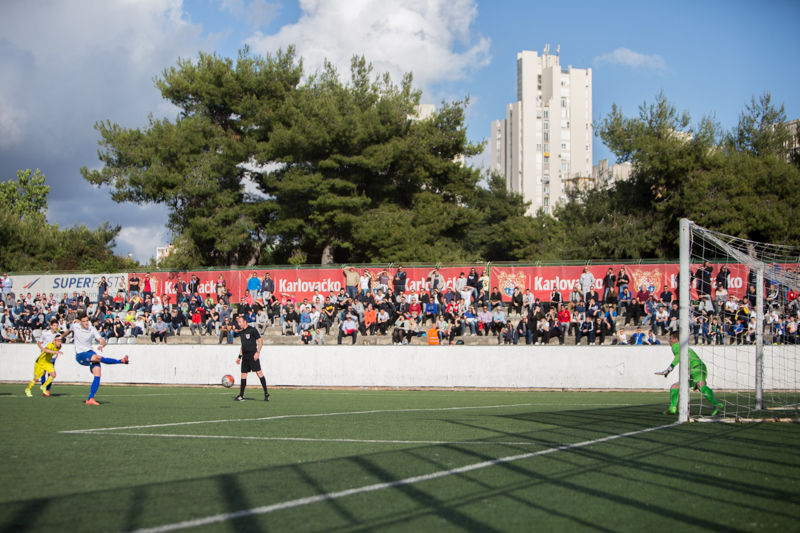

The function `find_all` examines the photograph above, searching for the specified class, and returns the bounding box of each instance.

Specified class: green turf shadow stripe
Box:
[59,403,536,433]
[68,431,566,446]
[125,422,680,533]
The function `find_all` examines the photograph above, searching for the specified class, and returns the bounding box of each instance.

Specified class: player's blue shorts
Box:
[76,351,98,367]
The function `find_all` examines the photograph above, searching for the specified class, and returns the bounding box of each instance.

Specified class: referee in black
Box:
[234,315,270,401]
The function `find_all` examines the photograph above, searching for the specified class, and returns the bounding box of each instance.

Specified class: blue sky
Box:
[0,0,798,262]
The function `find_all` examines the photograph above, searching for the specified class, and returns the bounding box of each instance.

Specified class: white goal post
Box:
[679,219,800,422]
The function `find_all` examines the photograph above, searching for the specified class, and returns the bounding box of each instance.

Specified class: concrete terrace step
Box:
[130,330,677,346]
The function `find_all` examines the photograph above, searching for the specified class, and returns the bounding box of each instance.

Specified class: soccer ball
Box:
[221,374,235,388]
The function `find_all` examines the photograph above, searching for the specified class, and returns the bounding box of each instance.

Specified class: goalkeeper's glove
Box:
[655,364,674,377]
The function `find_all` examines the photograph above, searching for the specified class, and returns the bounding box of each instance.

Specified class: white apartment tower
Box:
[491,46,592,215]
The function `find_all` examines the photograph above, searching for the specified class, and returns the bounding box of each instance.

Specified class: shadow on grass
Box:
[2,403,798,532]
[0,498,48,533]
[217,474,264,533]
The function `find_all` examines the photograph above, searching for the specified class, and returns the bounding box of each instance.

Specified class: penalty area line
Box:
[60,403,535,434]
[67,431,565,446]
[127,422,679,533]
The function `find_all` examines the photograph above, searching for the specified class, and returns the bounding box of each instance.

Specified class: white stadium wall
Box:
[1,345,788,391]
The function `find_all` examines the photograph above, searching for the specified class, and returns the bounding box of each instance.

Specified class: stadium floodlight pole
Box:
[678,219,691,423]
[755,268,764,411]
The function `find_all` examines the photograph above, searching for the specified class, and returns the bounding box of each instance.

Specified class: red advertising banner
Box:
[490,263,758,302]
[129,262,796,305]
[129,266,480,303]
[274,266,469,299]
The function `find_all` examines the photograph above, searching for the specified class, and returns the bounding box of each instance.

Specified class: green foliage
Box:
[82,47,301,267]
[0,170,136,273]
[0,211,138,273]
[258,56,484,264]
[0,169,49,220]
[83,47,495,266]
[287,249,307,266]
[726,92,791,158]
[467,174,563,261]
[547,91,800,259]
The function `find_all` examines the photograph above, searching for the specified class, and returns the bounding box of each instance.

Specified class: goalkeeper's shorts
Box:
[689,363,708,389]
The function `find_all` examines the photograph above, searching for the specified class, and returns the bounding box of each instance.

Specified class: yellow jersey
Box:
[35,341,59,365]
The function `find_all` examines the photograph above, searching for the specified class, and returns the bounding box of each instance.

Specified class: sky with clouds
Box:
[1,0,798,263]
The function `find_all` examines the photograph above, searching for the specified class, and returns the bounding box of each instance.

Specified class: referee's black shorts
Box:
[240,354,261,373]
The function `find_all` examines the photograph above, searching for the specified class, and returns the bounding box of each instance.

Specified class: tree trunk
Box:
[321,241,335,265]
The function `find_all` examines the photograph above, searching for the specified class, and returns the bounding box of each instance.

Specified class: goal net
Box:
[682,221,800,422]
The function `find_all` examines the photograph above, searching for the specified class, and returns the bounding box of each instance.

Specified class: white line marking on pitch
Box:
[96,392,233,397]
[71,431,564,446]
[60,404,535,434]
[126,422,679,533]
[0,392,232,399]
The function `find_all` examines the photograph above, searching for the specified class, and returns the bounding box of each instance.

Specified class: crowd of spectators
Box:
[690,262,800,345]
[0,264,797,347]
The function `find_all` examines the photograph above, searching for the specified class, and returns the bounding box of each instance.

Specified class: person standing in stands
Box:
[262,272,274,303]
[343,267,359,300]
[392,266,407,295]
[247,271,262,304]
[602,268,616,302]
[580,267,596,304]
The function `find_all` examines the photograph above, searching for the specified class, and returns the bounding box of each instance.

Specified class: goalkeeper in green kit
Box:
[656,331,723,416]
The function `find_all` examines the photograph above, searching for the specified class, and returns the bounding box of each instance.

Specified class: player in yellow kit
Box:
[25,334,63,397]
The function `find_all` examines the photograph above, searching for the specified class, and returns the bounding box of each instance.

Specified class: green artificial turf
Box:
[0,384,798,532]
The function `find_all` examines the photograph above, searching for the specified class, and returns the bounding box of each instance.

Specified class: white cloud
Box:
[244,0,490,95]
[220,0,246,17]
[0,96,26,149]
[247,1,281,30]
[116,224,170,264]
[0,0,205,153]
[0,0,211,264]
[593,47,666,73]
